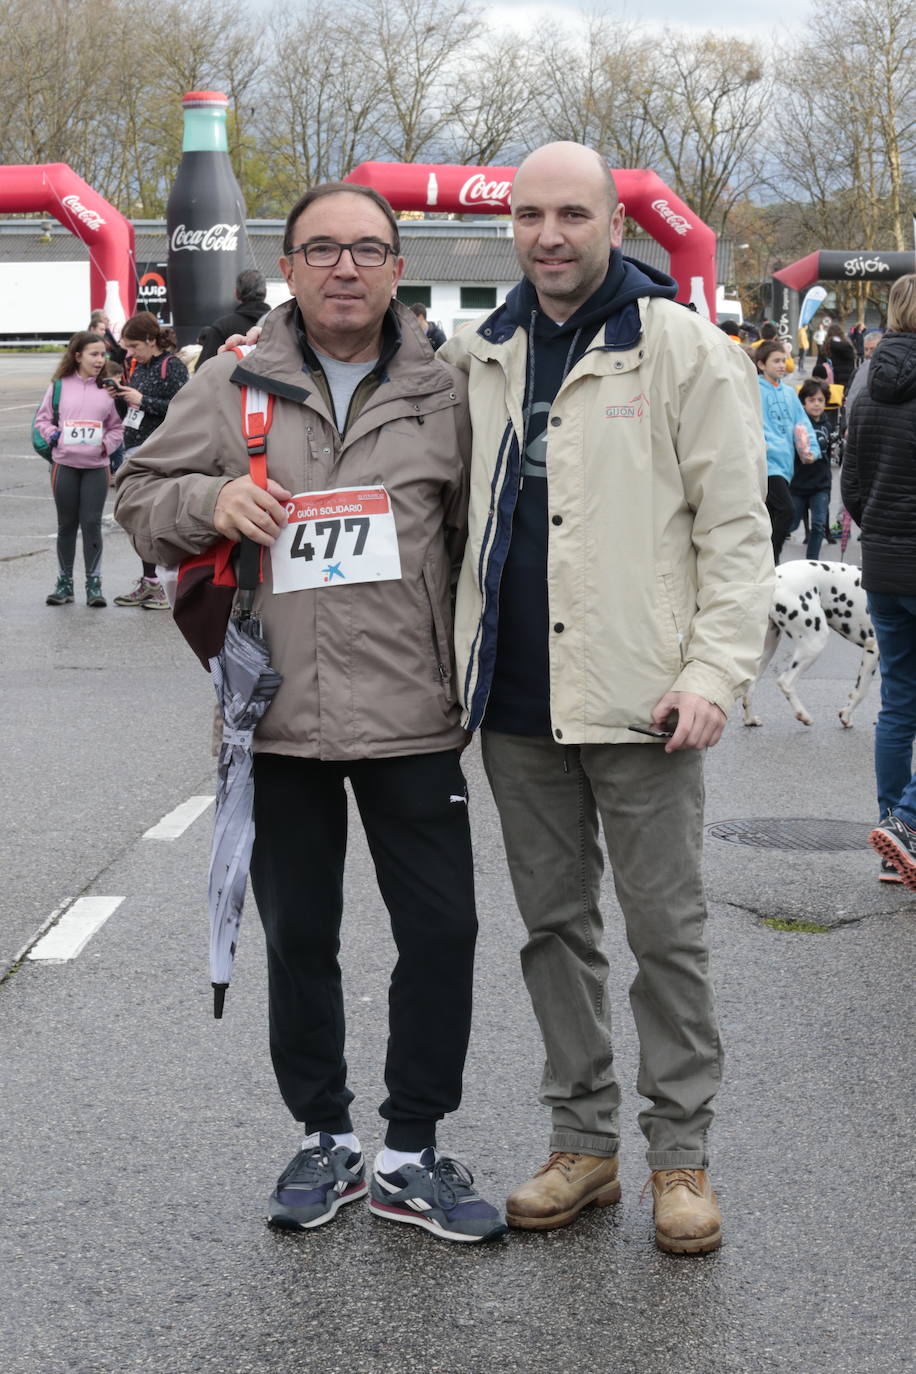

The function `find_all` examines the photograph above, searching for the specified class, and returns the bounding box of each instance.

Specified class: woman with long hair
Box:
[111,313,189,609]
[34,331,124,607]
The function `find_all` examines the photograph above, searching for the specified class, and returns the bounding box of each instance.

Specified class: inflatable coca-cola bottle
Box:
[166,91,249,346]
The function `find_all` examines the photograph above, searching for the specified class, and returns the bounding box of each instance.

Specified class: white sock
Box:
[300,1130,360,1154]
[379,1146,433,1174]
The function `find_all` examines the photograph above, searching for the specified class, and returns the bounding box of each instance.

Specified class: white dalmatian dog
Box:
[742,560,878,728]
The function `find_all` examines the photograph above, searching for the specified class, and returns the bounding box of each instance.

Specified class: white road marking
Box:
[144,795,214,840]
[28,896,124,962]
[0,403,39,412]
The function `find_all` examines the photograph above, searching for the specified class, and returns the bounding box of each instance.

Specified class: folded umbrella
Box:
[207,544,282,1018]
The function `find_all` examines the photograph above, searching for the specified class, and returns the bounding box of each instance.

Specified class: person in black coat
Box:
[196,270,269,367]
[825,324,856,387]
[409,302,447,350]
[842,273,916,883]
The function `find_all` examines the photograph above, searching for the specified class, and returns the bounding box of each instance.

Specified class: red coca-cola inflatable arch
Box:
[344,162,716,315]
[0,163,135,329]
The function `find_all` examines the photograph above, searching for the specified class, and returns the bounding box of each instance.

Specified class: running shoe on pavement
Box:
[267,1132,367,1230]
[46,574,74,605]
[879,858,904,884]
[869,814,916,890]
[85,576,106,608]
[140,582,171,610]
[369,1148,508,1243]
[113,576,158,607]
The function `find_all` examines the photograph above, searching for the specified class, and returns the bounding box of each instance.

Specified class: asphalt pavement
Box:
[1,354,914,1374]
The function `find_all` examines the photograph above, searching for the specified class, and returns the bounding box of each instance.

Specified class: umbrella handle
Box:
[213,983,228,1019]
[235,537,262,619]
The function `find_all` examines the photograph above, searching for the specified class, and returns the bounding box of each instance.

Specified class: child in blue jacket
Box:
[755,340,817,561]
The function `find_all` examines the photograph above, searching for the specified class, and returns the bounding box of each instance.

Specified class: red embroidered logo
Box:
[605,393,649,420]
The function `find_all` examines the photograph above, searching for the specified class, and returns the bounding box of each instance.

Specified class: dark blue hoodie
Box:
[484,252,677,736]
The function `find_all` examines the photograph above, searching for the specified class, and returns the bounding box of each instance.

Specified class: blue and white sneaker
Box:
[369,1148,508,1243]
[267,1132,368,1230]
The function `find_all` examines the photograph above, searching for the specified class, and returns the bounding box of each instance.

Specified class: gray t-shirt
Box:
[313,347,377,432]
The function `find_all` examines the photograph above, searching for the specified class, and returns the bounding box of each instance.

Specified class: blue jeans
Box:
[867,592,916,825]
[791,488,830,560]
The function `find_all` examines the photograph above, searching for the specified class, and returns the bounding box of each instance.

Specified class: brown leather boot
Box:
[650,1168,722,1254]
[506,1152,621,1230]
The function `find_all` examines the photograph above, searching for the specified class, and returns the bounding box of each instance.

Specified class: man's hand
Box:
[213,475,292,545]
[219,326,263,353]
[651,691,727,753]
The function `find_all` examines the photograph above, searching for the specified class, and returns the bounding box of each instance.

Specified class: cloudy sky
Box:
[484,0,813,37]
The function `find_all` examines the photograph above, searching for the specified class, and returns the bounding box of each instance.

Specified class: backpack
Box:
[32,377,62,461]
[169,348,274,669]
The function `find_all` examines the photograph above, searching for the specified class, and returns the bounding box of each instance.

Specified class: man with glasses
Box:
[115,183,506,1245]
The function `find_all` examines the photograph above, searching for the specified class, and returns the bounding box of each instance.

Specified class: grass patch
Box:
[762,917,830,934]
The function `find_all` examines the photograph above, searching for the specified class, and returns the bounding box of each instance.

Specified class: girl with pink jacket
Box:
[35,331,124,607]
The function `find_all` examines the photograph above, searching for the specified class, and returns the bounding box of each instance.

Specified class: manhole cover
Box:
[706,818,872,852]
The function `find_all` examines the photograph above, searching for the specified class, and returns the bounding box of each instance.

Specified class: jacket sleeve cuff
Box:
[671,665,737,718]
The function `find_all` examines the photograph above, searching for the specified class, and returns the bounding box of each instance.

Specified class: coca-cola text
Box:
[61,194,106,231]
[170,223,240,253]
[650,199,691,236]
[458,174,512,209]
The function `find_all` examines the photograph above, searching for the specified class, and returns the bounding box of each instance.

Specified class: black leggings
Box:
[766,475,795,563]
[250,749,478,1150]
[50,463,108,578]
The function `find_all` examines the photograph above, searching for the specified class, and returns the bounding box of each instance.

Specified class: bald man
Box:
[441,143,773,1253]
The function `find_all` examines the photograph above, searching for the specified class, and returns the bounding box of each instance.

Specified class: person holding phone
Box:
[441,143,773,1254]
[110,313,189,610]
[34,331,124,607]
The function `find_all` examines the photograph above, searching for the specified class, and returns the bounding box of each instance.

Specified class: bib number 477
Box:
[291,517,370,562]
[271,485,401,594]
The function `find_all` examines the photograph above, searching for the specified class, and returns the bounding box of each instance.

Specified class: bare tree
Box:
[629,32,770,229]
[357,0,479,162]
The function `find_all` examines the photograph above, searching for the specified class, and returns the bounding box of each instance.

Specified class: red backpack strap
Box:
[231,345,274,490]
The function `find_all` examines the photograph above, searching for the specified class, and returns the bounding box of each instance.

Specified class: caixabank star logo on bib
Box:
[605,393,649,420]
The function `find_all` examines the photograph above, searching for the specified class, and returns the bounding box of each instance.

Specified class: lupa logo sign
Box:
[843,255,890,277]
[170,223,239,252]
[61,194,105,231]
[458,174,512,209]
[138,271,167,301]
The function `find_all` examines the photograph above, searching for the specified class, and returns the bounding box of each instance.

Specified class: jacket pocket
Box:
[657,567,688,666]
[421,561,454,688]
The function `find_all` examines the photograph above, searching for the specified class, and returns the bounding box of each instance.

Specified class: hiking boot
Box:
[879,858,904,884]
[869,814,916,890]
[506,1151,621,1230]
[85,576,106,608]
[46,574,74,605]
[267,1132,367,1230]
[650,1168,722,1255]
[113,576,157,607]
[139,582,171,610]
[369,1149,507,1243]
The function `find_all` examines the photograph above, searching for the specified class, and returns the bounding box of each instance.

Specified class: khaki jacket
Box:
[115,300,470,760]
[440,295,774,741]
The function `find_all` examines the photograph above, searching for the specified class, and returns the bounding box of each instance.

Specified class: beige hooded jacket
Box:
[440,294,774,742]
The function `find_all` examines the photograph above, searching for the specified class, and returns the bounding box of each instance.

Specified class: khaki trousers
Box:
[481,731,723,1169]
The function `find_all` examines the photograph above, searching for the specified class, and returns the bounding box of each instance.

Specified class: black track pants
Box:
[250,750,478,1150]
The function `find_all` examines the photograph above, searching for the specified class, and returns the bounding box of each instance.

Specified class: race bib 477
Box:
[270,486,402,594]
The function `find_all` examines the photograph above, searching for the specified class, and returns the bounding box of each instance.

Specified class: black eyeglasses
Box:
[288,239,396,268]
